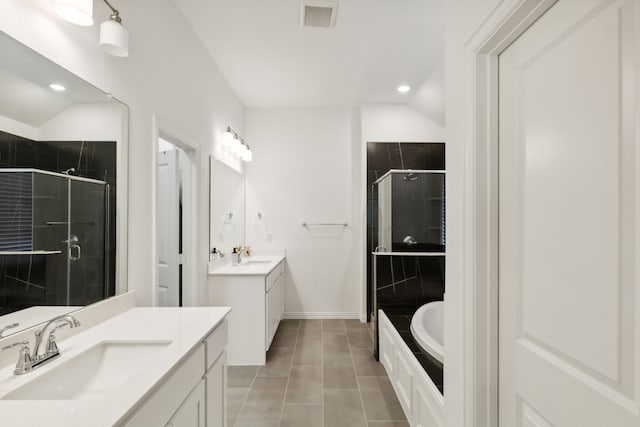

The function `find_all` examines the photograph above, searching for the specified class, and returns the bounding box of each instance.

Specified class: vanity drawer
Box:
[265,261,283,292]
[205,320,227,371]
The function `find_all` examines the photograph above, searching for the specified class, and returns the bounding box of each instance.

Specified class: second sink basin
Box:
[2,340,171,400]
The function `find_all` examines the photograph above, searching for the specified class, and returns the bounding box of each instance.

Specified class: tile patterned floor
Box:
[226,319,409,427]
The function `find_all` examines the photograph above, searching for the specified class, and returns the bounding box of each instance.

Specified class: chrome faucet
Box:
[32,314,81,363]
[1,314,81,375]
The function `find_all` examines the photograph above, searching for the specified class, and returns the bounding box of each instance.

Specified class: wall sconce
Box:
[54,0,129,58]
[99,0,129,57]
[222,127,253,162]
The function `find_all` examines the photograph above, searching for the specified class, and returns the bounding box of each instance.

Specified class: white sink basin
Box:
[2,340,171,400]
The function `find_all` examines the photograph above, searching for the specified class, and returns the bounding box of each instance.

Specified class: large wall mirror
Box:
[0,32,128,338]
[209,158,244,257]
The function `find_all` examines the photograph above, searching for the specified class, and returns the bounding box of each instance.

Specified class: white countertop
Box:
[208,254,285,276]
[0,306,230,427]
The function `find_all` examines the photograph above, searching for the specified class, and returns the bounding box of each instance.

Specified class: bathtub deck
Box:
[385,313,444,394]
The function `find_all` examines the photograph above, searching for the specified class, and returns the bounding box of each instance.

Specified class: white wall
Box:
[0,0,245,306]
[361,104,445,142]
[243,105,445,319]
[410,62,446,127]
[0,114,38,140]
[244,108,362,318]
[39,102,121,142]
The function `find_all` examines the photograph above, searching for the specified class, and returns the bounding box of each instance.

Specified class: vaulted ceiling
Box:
[173,0,444,109]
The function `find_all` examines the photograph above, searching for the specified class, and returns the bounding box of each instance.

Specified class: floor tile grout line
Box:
[231,366,260,427]
[347,321,371,427]
[277,320,300,427]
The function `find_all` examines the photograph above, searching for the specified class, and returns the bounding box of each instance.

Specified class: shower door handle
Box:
[69,244,81,261]
[63,235,81,261]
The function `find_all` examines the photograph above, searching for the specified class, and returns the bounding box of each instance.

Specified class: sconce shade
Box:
[54,0,94,26]
[242,149,253,162]
[99,20,129,57]
[222,128,234,148]
[230,136,242,154]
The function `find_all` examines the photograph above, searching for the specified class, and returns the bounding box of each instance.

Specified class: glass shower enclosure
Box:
[375,170,446,253]
[0,169,109,314]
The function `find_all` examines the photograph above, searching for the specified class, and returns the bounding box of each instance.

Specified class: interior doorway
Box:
[156,136,192,307]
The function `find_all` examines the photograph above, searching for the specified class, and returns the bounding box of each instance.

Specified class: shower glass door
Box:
[68,179,107,306]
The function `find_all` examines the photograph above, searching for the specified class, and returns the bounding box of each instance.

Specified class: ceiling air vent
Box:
[300,2,337,28]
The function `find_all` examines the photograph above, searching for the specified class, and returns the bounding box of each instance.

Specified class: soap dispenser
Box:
[231,247,240,266]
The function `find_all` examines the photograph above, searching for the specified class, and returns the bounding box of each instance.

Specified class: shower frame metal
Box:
[0,168,110,306]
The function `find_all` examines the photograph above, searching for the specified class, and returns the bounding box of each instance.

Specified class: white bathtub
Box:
[410,301,444,363]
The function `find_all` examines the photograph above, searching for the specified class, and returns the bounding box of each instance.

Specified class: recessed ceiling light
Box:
[49,83,66,92]
[397,84,411,93]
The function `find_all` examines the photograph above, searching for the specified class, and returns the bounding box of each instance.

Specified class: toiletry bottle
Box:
[231,247,240,266]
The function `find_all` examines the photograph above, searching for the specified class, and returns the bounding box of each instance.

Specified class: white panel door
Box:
[499,0,640,426]
[158,149,180,307]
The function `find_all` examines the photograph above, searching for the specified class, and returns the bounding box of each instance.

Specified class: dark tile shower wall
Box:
[0,130,117,315]
[374,255,445,315]
[366,142,445,319]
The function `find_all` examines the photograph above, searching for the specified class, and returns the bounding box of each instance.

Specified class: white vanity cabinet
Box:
[166,380,205,427]
[265,264,285,349]
[122,321,228,427]
[209,258,285,365]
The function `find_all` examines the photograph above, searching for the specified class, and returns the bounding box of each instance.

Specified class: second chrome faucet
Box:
[1,314,81,375]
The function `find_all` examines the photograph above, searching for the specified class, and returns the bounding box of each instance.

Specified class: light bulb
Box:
[242,149,253,162]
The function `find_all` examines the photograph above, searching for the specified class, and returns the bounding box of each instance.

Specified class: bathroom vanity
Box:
[0,306,230,427]
[208,253,285,365]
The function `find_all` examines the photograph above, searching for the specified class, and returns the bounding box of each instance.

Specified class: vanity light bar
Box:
[222,126,253,162]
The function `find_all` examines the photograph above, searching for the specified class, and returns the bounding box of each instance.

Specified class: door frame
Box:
[455,1,557,426]
[151,115,201,307]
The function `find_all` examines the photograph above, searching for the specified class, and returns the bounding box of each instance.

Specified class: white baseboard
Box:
[284,312,361,320]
